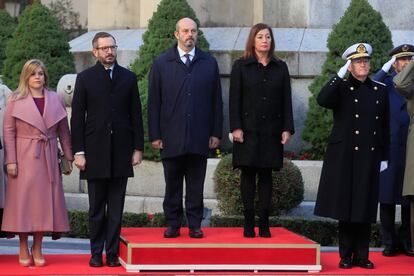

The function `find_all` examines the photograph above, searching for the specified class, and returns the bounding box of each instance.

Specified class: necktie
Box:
[106,68,112,79]
[184,54,191,68]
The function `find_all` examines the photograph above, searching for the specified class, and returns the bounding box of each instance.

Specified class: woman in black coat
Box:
[229,23,294,238]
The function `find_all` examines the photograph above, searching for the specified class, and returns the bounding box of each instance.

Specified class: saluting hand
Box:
[381,56,396,73]
[6,163,17,177]
[337,60,352,79]
[74,154,86,171]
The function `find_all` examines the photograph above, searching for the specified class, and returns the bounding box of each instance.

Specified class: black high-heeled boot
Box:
[259,210,271,238]
[243,210,256,237]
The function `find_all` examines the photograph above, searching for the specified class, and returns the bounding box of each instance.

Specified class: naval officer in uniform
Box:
[373,44,414,257]
[314,43,390,269]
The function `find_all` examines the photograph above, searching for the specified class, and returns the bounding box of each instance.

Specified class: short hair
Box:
[243,23,275,59]
[14,59,49,100]
[92,32,116,48]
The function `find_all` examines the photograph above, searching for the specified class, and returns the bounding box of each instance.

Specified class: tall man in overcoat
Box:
[314,43,390,269]
[394,52,414,255]
[148,17,223,239]
[373,44,414,257]
[71,32,144,267]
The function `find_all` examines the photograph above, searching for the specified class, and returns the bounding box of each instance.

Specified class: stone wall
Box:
[81,0,414,30]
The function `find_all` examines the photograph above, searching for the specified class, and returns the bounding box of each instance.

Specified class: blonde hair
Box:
[12,59,48,100]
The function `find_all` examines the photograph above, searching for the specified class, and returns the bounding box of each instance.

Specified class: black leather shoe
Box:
[106,254,121,267]
[382,246,396,257]
[189,228,204,238]
[89,254,103,267]
[338,257,352,269]
[243,227,255,238]
[353,259,374,269]
[259,227,271,238]
[164,226,180,238]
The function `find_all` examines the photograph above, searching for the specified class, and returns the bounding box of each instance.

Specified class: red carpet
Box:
[119,227,321,272]
[0,252,413,275]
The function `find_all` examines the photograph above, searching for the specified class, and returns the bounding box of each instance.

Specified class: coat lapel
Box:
[43,90,67,130]
[11,93,48,134]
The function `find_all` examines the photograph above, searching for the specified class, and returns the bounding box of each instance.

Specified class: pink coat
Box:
[1,90,73,233]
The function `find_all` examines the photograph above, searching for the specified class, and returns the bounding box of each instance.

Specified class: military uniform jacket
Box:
[314,74,389,223]
[394,61,414,197]
[71,61,144,179]
[373,69,409,204]
[229,56,294,169]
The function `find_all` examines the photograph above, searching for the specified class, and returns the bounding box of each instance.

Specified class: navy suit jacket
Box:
[148,46,223,159]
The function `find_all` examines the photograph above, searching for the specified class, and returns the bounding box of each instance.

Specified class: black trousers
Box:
[380,203,410,249]
[240,167,272,212]
[162,154,207,228]
[87,177,127,256]
[338,221,371,260]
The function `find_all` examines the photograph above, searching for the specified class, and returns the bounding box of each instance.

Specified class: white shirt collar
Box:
[177,46,195,61]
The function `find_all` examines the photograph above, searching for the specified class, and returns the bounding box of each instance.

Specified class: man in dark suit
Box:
[71,32,144,267]
[148,17,223,239]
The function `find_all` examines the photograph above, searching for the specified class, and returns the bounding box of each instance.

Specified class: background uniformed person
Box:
[373,44,414,257]
[393,47,414,257]
[314,43,390,269]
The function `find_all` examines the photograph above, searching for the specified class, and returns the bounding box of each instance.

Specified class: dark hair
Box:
[243,23,275,59]
[92,32,116,48]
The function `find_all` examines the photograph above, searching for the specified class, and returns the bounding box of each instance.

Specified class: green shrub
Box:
[0,10,16,74]
[213,154,304,216]
[2,0,75,90]
[302,0,393,159]
[60,211,384,247]
[130,0,209,160]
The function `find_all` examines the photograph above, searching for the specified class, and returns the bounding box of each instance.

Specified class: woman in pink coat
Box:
[1,59,73,267]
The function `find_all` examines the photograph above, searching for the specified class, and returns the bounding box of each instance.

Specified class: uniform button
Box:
[187,114,191,117]
[350,87,354,91]
[263,79,267,82]
[355,130,359,134]
[371,147,375,151]
[376,116,379,119]
[354,99,358,102]
[374,86,378,90]
[262,97,267,100]
[355,146,359,151]
[374,131,376,135]
[188,92,191,96]
[262,115,266,119]
[355,114,359,118]
[376,100,379,104]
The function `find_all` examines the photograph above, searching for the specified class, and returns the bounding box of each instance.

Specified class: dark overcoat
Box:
[314,74,390,223]
[148,46,223,159]
[71,61,144,179]
[373,69,409,204]
[229,56,294,169]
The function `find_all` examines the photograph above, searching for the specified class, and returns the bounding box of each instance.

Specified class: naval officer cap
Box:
[388,44,414,59]
[341,43,372,60]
